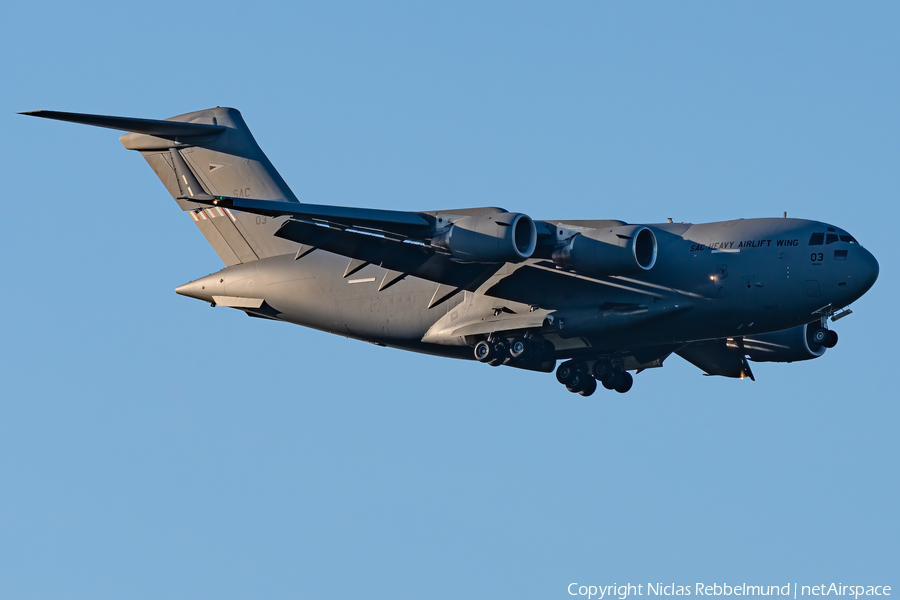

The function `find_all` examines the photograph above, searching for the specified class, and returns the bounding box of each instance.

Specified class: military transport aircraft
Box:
[23,107,879,396]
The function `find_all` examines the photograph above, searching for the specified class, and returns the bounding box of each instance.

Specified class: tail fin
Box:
[24,107,300,265]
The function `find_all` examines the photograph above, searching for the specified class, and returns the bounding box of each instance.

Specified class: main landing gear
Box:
[474,335,555,369]
[555,359,633,396]
[473,336,633,394]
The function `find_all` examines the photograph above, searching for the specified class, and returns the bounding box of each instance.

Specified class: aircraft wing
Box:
[273,220,664,309]
[162,140,437,238]
[275,219,504,295]
[481,263,664,307]
[195,195,433,238]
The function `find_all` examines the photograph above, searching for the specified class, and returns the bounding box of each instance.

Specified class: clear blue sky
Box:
[1,2,897,599]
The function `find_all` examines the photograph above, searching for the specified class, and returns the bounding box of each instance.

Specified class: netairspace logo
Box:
[567,584,892,600]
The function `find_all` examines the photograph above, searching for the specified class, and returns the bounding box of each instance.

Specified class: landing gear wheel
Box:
[810,327,829,346]
[556,361,580,385]
[601,371,620,390]
[592,361,611,381]
[509,337,529,360]
[614,371,634,393]
[578,377,597,397]
[823,330,838,348]
[488,341,507,366]
[566,372,587,394]
[474,340,493,362]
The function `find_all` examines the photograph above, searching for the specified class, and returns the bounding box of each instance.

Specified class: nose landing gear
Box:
[810,305,840,350]
[808,326,839,350]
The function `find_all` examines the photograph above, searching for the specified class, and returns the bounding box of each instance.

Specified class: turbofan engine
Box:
[552,225,657,276]
[432,213,537,263]
[743,323,830,363]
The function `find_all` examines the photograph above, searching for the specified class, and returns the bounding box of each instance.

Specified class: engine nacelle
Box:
[551,225,657,276]
[432,213,537,263]
[743,323,827,363]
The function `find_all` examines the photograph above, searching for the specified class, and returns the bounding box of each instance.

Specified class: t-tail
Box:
[21,107,300,265]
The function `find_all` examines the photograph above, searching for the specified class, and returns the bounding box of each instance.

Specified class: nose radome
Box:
[854,246,879,295]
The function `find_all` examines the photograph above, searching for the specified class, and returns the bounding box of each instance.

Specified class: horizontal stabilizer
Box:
[20,110,226,140]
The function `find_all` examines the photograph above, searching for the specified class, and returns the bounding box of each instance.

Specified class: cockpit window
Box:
[811,231,859,246]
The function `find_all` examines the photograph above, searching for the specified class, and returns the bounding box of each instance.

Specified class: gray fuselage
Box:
[176,217,879,362]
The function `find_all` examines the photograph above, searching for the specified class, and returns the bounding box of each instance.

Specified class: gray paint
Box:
[22,107,880,394]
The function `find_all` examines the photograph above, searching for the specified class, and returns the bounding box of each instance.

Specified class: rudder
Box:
[119,107,300,265]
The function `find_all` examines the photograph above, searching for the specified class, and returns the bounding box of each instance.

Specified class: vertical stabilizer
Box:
[118,107,300,264]
[23,107,300,266]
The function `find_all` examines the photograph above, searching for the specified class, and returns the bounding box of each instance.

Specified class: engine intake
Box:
[743,323,827,363]
[552,225,657,276]
[432,213,537,263]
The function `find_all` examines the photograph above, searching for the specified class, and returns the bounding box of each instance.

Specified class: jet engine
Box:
[552,225,657,276]
[432,212,537,263]
[743,323,828,363]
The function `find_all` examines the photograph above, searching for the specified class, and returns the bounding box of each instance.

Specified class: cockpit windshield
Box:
[809,231,858,246]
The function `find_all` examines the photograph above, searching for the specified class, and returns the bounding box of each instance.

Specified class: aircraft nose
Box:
[853,246,879,295]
